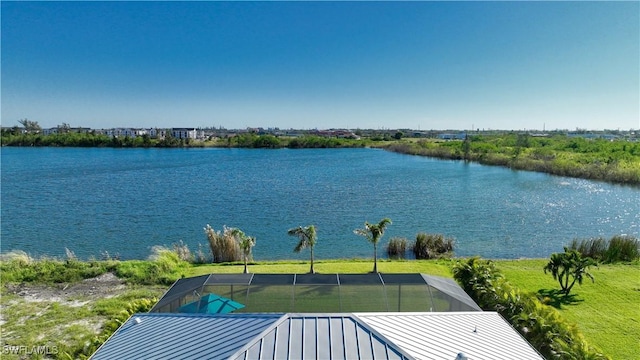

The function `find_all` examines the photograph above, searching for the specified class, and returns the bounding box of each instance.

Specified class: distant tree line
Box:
[0,131,371,149]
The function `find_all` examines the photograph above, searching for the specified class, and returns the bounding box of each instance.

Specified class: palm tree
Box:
[544,247,597,295]
[232,229,256,274]
[288,225,317,274]
[354,218,392,273]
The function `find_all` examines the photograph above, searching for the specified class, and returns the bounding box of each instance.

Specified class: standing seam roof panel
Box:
[91,313,282,360]
[228,314,413,360]
[356,312,543,360]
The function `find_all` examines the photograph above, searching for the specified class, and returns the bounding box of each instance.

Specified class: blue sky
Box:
[2,1,638,130]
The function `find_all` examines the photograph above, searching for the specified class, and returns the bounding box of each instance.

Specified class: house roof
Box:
[90,312,543,360]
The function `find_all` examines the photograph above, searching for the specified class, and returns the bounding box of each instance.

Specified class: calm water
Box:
[1,147,638,260]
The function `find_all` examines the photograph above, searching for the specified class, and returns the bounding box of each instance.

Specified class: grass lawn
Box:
[183,258,455,277]
[496,259,640,359]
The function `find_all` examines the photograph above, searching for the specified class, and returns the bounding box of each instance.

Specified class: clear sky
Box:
[2,1,638,131]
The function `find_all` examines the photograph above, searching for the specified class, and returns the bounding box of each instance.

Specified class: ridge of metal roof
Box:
[228,313,414,360]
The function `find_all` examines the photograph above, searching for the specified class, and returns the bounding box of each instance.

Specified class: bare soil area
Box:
[4,272,127,304]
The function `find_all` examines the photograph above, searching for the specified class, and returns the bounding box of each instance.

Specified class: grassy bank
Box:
[1,257,638,359]
[385,134,640,185]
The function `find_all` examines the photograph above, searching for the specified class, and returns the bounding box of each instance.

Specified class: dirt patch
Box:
[5,272,127,303]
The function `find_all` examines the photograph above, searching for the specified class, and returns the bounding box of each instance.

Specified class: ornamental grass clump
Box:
[204,224,241,263]
[569,237,607,260]
[0,250,33,265]
[569,235,639,263]
[148,245,187,272]
[386,237,408,259]
[605,235,639,263]
[412,233,454,259]
[113,246,190,285]
[171,240,194,262]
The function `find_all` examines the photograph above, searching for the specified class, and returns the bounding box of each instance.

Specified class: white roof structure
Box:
[91,312,543,360]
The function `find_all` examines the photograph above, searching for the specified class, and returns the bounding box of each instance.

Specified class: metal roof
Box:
[230,314,412,360]
[90,312,542,360]
[356,312,544,360]
[90,313,282,360]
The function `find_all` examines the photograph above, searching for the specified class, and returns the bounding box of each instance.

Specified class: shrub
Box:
[147,246,185,272]
[115,246,189,285]
[412,233,454,259]
[0,256,116,284]
[605,235,639,263]
[569,237,607,260]
[194,243,210,264]
[386,237,408,259]
[0,250,33,265]
[204,224,241,263]
[171,240,194,262]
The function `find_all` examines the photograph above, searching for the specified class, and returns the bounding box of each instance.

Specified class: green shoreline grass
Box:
[1,258,638,359]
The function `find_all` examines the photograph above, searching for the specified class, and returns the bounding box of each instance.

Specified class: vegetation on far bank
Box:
[385,133,640,185]
[0,130,369,149]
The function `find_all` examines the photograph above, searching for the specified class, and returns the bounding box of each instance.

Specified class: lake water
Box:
[1,147,638,260]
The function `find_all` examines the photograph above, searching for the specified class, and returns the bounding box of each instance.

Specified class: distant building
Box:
[568,132,620,140]
[438,132,467,140]
[171,128,197,139]
[43,127,92,135]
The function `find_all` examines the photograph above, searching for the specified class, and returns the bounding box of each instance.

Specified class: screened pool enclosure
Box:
[151,273,481,314]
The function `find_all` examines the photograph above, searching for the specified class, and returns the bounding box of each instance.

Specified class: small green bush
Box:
[386,237,408,259]
[148,246,185,272]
